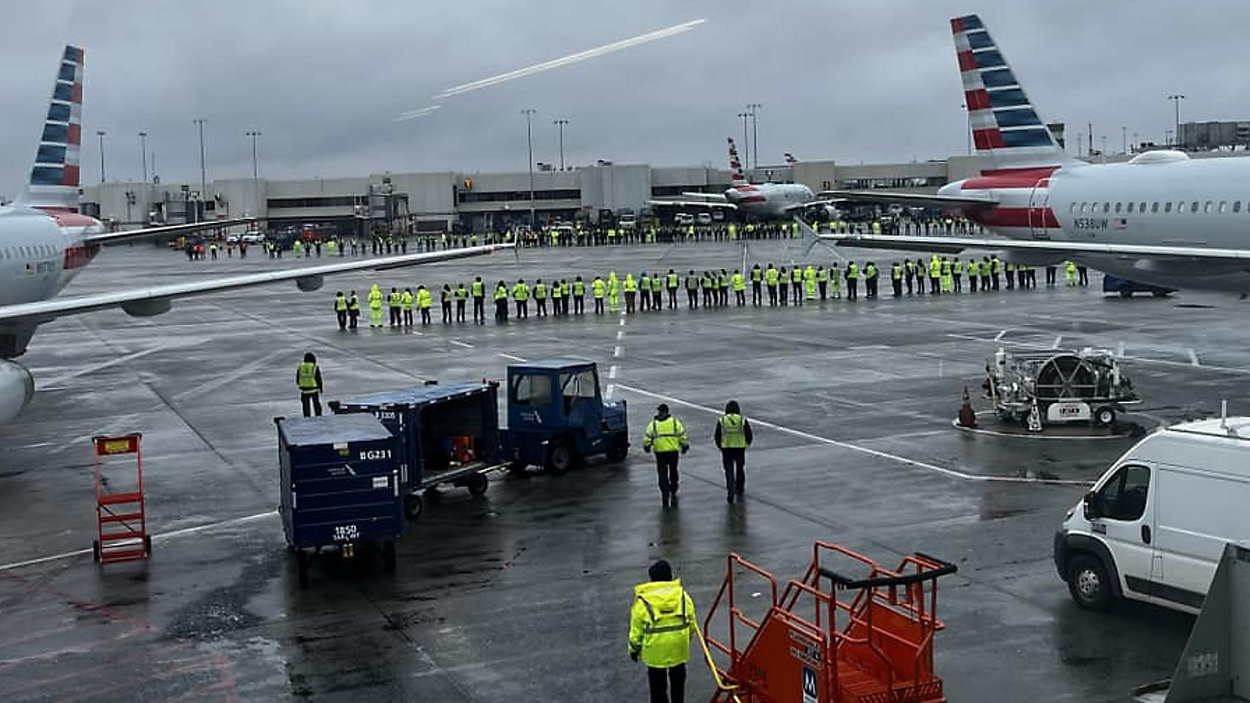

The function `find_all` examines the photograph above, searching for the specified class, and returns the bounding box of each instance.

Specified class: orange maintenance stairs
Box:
[701,542,957,703]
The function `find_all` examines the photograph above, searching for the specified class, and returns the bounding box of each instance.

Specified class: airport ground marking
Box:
[0,510,278,573]
[947,333,1250,375]
[615,383,1090,486]
[994,329,1008,341]
[1051,336,1062,349]
[497,353,527,362]
[451,340,474,349]
[172,349,288,401]
[1188,348,1200,367]
[39,342,178,389]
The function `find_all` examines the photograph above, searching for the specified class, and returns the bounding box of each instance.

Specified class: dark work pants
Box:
[648,663,686,703]
[655,452,680,496]
[752,282,761,305]
[473,298,485,322]
[722,449,745,495]
[336,311,347,330]
[301,392,322,417]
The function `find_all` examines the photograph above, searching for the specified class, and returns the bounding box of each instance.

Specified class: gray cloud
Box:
[2,0,1249,199]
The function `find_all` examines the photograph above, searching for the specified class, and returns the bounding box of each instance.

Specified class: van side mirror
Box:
[1083,490,1101,520]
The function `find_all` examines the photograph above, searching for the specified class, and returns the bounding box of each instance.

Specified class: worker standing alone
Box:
[714,400,754,504]
[644,404,689,508]
[628,559,696,703]
[296,352,323,417]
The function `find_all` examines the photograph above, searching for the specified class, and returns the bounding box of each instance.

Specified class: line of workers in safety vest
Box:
[330,256,1089,330]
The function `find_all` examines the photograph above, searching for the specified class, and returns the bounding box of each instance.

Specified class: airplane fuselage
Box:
[944,154,1250,293]
[725,183,815,219]
[0,205,98,306]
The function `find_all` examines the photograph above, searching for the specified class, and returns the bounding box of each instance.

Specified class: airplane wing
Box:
[84,217,258,246]
[679,192,729,202]
[821,233,1250,261]
[646,199,738,210]
[783,198,846,212]
[0,243,512,326]
[818,190,997,208]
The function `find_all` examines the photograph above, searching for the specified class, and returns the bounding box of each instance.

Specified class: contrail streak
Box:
[394,104,443,122]
[433,18,706,99]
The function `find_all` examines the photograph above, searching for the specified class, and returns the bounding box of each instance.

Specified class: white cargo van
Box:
[1053,417,1250,614]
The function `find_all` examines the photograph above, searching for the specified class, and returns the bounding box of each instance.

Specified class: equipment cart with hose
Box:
[985,347,1140,427]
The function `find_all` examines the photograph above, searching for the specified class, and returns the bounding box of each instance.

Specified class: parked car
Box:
[241,232,266,244]
[696,212,713,225]
[1102,274,1174,298]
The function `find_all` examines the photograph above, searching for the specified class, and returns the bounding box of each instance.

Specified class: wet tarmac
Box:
[3,240,1248,701]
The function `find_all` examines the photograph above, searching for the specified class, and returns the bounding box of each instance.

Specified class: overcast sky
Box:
[3,0,1249,198]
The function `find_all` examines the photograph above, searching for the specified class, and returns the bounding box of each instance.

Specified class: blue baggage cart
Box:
[330,383,507,519]
[275,414,402,585]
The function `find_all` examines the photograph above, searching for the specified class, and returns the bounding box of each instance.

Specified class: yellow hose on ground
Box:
[693,621,742,702]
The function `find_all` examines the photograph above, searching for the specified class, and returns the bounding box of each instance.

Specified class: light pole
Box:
[245,131,261,180]
[737,112,750,173]
[96,130,106,183]
[1167,94,1185,148]
[193,118,207,198]
[522,108,536,227]
[139,131,148,183]
[746,103,762,169]
[553,119,569,171]
[1121,126,1127,154]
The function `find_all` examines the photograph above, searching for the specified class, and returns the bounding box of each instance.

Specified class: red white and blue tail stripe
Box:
[727,138,748,186]
[19,45,84,212]
[952,15,1075,172]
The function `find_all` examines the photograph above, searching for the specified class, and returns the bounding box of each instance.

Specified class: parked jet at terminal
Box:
[0,46,509,428]
[821,14,1250,295]
[649,138,838,220]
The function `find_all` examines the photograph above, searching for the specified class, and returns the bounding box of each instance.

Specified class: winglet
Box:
[727,138,748,186]
[951,15,1077,172]
[18,45,85,212]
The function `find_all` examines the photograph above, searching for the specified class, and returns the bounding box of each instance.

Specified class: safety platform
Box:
[91,433,152,565]
[701,542,957,703]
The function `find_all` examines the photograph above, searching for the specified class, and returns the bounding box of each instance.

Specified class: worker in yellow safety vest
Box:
[628,559,696,703]
[368,284,384,328]
[623,274,638,314]
[347,290,360,329]
[731,269,746,307]
[804,264,817,301]
[592,276,606,315]
[334,291,348,330]
[388,287,402,326]
[416,285,433,325]
[714,400,754,504]
[296,352,323,417]
[644,403,689,507]
[401,287,414,327]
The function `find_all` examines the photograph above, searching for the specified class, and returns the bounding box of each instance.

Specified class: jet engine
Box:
[0,360,35,428]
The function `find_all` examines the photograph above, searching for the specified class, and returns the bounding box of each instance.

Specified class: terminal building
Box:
[78,154,983,235]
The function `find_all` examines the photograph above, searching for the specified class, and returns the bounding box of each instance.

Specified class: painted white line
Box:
[1051,336,1063,349]
[0,510,278,573]
[451,340,474,349]
[608,364,619,379]
[616,330,625,341]
[619,318,626,326]
[173,349,287,401]
[993,329,1007,342]
[40,343,176,388]
[1118,341,1126,358]
[613,345,622,358]
[605,383,615,400]
[1187,348,1200,367]
[614,383,1089,486]
[498,353,528,362]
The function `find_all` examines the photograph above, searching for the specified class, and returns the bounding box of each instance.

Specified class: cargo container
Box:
[275,414,402,585]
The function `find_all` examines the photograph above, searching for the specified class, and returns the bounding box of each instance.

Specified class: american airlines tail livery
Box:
[0,46,510,428]
[822,14,1250,295]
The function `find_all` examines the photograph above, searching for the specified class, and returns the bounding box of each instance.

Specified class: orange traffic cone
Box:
[958,386,977,428]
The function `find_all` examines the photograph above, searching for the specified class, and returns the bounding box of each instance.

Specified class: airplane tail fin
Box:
[17,45,84,212]
[951,15,1077,172]
[784,153,797,166]
[727,137,748,186]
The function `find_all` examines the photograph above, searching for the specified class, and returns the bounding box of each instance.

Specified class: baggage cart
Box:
[91,433,151,565]
[330,383,508,520]
[275,414,403,585]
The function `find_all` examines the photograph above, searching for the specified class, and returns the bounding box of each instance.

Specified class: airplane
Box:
[0,46,510,428]
[817,13,1250,295]
[648,138,839,220]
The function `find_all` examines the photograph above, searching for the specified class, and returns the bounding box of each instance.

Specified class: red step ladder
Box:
[703,542,957,703]
[92,434,151,565]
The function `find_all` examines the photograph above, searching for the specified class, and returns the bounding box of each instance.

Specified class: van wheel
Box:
[606,445,628,463]
[1094,407,1116,427]
[1118,289,1133,299]
[1067,554,1113,611]
[403,494,423,520]
[546,440,577,475]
